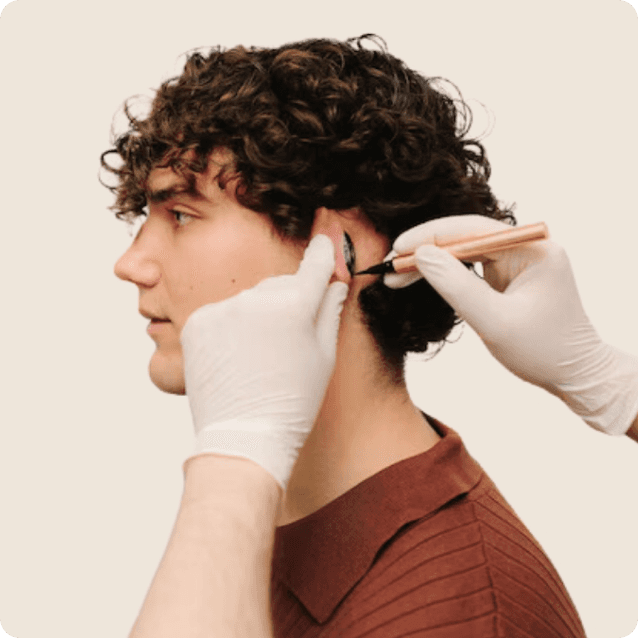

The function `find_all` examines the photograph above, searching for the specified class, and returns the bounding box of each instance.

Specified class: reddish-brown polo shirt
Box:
[270,416,586,637]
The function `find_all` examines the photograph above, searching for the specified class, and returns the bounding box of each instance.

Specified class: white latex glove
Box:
[385,215,638,436]
[180,234,349,492]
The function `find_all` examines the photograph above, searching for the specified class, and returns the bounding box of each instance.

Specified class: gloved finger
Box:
[384,270,423,288]
[414,244,507,339]
[296,234,337,312]
[393,215,513,254]
[382,249,423,288]
[315,281,349,360]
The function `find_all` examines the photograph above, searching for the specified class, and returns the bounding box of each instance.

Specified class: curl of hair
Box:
[101,35,515,382]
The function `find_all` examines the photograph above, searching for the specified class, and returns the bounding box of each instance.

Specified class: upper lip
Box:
[140,309,170,321]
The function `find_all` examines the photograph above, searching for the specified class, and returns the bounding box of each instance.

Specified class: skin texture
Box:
[115,152,441,527]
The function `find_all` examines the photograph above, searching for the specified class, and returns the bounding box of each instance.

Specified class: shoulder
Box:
[337,475,586,638]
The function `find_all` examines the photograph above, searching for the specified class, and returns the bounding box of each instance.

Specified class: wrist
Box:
[190,420,306,492]
[556,344,638,436]
[182,454,283,523]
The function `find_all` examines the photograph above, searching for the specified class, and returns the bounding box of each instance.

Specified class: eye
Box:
[170,209,195,227]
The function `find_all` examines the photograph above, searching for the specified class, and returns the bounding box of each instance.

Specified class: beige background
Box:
[0,0,637,637]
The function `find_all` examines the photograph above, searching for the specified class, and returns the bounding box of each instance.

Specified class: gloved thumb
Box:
[415,244,505,337]
[315,281,349,361]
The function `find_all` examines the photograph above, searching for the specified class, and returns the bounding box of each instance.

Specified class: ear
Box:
[310,207,352,284]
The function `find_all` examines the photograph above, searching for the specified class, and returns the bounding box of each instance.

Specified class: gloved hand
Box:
[180,234,349,492]
[385,215,638,436]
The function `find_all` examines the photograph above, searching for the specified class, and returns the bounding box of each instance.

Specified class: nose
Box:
[114,224,162,287]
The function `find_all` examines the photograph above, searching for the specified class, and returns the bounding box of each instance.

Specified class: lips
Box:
[140,308,170,322]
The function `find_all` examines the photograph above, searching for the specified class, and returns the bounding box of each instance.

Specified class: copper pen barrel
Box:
[391,222,549,274]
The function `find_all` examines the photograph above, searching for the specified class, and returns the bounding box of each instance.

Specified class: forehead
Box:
[145,164,217,206]
[145,148,233,203]
[145,167,192,201]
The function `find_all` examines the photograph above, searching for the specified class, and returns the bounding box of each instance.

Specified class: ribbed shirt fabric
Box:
[270,416,586,637]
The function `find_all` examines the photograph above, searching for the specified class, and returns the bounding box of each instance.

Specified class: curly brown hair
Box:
[101,34,515,384]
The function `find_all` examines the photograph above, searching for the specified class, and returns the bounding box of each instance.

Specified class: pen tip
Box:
[354,261,393,276]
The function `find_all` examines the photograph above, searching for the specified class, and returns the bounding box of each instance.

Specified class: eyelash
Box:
[136,208,194,228]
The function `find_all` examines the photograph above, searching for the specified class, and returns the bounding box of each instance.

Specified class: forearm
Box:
[129,455,282,638]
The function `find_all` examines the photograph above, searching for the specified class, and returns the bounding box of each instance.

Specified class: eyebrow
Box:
[145,182,203,204]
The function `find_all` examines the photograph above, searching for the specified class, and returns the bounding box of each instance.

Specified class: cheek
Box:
[219,221,304,286]
[171,231,303,330]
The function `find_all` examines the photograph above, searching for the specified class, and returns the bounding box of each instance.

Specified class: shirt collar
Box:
[271,416,483,624]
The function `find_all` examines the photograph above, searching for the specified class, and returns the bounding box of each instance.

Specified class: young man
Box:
[107,36,587,637]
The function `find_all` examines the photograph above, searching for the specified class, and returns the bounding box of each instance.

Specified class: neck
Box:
[279,303,441,526]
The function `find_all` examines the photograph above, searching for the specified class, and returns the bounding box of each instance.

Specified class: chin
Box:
[148,351,187,395]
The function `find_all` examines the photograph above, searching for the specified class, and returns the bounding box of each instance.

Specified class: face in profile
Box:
[113,155,306,395]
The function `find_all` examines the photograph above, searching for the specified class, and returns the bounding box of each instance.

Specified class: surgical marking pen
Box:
[354,222,549,276]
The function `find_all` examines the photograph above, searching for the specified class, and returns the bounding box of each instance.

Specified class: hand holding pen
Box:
[357,221,549,276]
[382,215,638,439]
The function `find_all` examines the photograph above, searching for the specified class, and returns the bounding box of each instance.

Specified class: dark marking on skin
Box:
[343,232,356,276]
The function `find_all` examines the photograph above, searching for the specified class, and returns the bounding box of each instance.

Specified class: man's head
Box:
[106,35,514,393]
